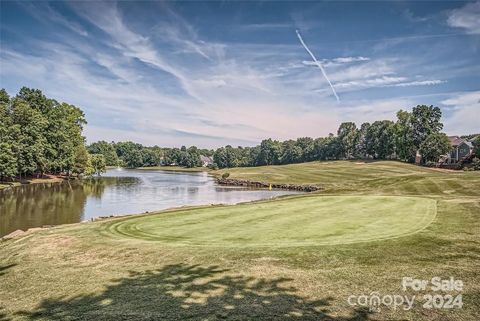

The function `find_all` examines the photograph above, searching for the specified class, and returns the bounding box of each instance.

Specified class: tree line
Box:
[2,87,478,180]
[87,140,214,168]
[212,105,479,169]
[0,87,106,181]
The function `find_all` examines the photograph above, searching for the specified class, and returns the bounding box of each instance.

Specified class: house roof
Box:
[448,136,466,146]
[200,155,213,163]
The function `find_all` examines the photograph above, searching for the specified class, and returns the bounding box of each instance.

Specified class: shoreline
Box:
[0,175,72,191]
[1,193,304,240]
[216,178,321,192]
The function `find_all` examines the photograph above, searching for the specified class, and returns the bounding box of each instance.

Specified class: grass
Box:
[1,160,479,320]
[104,195,437,247]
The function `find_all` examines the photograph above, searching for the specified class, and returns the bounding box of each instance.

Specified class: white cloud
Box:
[3,2,476,147]
[386,80,446,87]
[303,56,370,67]
[441,91,480,135]
[447,1,480,34]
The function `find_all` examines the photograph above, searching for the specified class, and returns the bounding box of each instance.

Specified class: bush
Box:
[222,172,230,179]
[208,163,219,170]
[424,161,436,167]
[472,158,480,171]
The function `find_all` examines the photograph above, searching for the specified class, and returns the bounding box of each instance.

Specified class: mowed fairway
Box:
[105,196,436,246]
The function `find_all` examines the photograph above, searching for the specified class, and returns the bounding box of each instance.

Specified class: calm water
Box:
[0,169,299,237]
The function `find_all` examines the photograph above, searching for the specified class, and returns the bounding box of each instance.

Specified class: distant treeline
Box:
[87,141,213,168]
[211,105,479,169]
[89,105,479,170]
[0,88,105,180]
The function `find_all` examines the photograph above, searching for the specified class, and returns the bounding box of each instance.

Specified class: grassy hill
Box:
[216,160,480,196]
[1,161,479,320]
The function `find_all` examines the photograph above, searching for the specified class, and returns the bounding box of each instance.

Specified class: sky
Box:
[1,1,479,148]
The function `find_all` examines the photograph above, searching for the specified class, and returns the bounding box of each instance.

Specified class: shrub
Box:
[425,161,436,167]
[222,172,230,179]
[472,158,480,171]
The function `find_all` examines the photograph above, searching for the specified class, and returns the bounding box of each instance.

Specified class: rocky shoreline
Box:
[216,178,321,192]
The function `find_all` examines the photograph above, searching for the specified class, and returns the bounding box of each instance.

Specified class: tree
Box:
[46,102,87,173]
[213,147,228,168]
[411,105,443,149]
[114,141,144,168]
[0,91,17,180]
[419,133,451,164]
[355,122,370,158]
[72,145,91,176]
[184,146,202,168]
[281,140,303,164]
[472,136,480,158]
[295,137,315,162]
[337,122,358,159]
[257,139,282,166]
[10,99,48,177]
[88,141,119,166]
[90,154,107,175]
[0,142,17,181]
[395,110,416,163]
[366,120,395,159]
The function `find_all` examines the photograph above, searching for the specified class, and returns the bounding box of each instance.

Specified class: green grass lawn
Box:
[1,161,479,321]
[104,195,436,247]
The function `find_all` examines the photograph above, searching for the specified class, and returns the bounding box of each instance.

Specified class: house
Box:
[200,155,213,167]
[445,136,474,163]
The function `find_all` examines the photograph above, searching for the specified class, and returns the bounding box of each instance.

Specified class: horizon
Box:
[1,1,479,148]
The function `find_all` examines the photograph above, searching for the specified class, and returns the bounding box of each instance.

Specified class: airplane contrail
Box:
[295,30,340,102]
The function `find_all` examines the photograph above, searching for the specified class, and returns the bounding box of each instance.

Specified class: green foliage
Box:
[419,133,452,164]
[210,105,449,169]
[222,172,230,179]
[472,158,480,171]
[394,110,416,162]
[72,145,91,176]
[472,136,480,158]
[0,142,16,180]
[337,122,358,159]
[366,120,395,159]
[411,105,443,148]
[87,141,119,166]
[90,154,107,175]
[0,87,88,178]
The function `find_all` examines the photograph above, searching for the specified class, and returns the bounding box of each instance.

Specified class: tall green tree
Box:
[419,133,451,164]
[90,154,107,175]
[257,139,282,166]
[10,99,48,177]
[355,122,371,158]
[337,122,358,159]
[411,105,443,149]
[0,142,16,181]
[395,110,416,162]
[366,120,395,159]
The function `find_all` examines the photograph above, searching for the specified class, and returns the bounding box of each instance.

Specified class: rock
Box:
[2,229,26,240]
[27,227,44,233]
[216,178,322,192]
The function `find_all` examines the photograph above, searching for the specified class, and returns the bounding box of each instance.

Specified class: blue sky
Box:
[1,1,479,147]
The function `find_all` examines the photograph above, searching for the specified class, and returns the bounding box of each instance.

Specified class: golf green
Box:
[103,195,437,247]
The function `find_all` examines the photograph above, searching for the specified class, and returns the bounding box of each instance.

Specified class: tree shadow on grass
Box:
[0,264,16,277]
[17,264,370,321]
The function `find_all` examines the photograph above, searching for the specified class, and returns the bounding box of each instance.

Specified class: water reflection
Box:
[0,169,299,236]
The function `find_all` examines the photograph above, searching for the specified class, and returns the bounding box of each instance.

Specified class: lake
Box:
[0,169,299,237]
